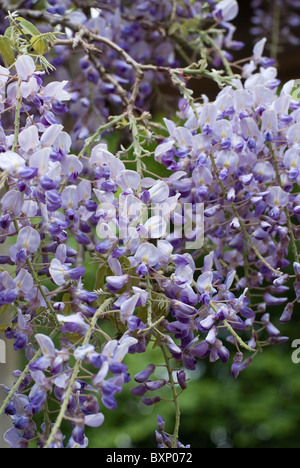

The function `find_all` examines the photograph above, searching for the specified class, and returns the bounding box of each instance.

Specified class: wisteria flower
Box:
[9,227,40,263]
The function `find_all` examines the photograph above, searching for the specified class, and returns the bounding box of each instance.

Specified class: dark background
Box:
[236,0,300,82]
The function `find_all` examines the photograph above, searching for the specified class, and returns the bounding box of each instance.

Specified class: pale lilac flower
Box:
[215,150,239,178]
[20,76,40,99]
[41,124,64,147]
[0,151,26,175]
[116,170,141,192]
[261,109,278,142]
[9,227,40,262]
[61,155,83,180]
[84,413,105,428]
[43,80,69,100]
[148,181,170,203]
[253,161,276,182]
[213,0,239,22]
[141,215,167,239]
[120,294,140,323]
[18,126,40,154]
[49,258,85,285]
[15,55,36,81]
[133,242,160,274]
[284,148,300,178]
[197,271,217,301]
[253,38,267,63]
[56,313,89,336]
[266,186,289,207]
[1,190,23,216]
[0,65,10,84]
[106,274,130,292]
[4,428,27,449]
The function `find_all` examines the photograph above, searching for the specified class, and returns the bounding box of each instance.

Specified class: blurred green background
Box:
[89,339,300,449]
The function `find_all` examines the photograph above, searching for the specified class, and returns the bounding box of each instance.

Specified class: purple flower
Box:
[4,428,28,449]
[106,274,130,293]
[231,352,252,379]
[49,258,85,285]
[213,0,239,22]
[9,227,40,264]
[141,396,161,406]
[134,364,155,383]
[15,55,36,81]
[261,313,281,337]
[191,341,210,359]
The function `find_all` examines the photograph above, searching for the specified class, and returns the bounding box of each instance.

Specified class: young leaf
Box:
[4,26,14,41]
[0,35,15,67]
[16,17,41,37]
[30,35,45,55]
[0,324,9,334]
[0,303,9,319]
[94,263,108,291]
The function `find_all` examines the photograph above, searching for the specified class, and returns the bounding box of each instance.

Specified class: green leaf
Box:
[61,294,71,315]
[0,324,9,334]
[30,35,45,55]
[0,35,15,67]
[0,303,9,319]
[4,26,14,41]
[16,17,41,37]
[151,333,162,350]
[94,262,108,291]
[168,22,181,37]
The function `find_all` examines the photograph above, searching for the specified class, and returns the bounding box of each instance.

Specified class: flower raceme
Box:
[0,0,245,150]
[250,0,300,56]
[0,3,298,450]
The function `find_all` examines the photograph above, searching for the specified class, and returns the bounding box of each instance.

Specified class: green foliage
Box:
[0,35,15,67]
[0,14,60,72]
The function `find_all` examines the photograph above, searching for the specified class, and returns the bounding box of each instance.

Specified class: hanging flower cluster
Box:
[0,0,243,147]
[0,0,299,450]
[250,0,300,57]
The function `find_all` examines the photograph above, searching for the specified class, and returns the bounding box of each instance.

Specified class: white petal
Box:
[49,259,67,286]
[84,413,105,428]
[18,126,39,153]
[0,151,25,172]
[143,215,167,239]
[15,55,36,81]
[41,124,63,147]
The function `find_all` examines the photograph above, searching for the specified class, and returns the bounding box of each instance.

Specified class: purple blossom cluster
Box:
[0,0,299,450]
[4,0,243,147]
[153,39,300,345]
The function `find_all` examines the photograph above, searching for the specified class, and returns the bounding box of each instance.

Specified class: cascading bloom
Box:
[0,0,243,149]
[250,0,300,52]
